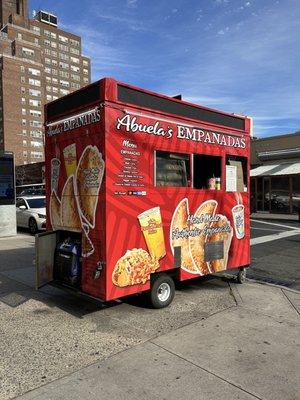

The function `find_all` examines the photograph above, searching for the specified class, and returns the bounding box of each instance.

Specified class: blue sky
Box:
[30,0,300,137]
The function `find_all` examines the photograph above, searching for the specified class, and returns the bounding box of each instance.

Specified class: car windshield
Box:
[26,198,45,209]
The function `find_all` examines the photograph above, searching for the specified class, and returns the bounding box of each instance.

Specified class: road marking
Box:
[251,229,300,246]
[250,219,299,230]
[251,227,286,232]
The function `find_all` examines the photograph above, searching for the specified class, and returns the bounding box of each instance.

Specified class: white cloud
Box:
[127,0,138,8]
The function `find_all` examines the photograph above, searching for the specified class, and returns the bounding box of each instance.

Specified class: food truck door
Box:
[36,231,57,289]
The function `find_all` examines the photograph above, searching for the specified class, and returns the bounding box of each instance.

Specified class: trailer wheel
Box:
[149,274,175,309]
[237,267,247,284]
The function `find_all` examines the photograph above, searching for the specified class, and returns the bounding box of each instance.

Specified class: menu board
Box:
[226,165,237,192]
[114,140,145,188]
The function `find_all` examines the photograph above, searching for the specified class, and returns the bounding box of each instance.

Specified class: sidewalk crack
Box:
[281,289,300,317]
[151,341,264,400]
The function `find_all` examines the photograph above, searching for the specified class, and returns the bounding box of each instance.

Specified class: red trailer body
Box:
[37,78,251,306]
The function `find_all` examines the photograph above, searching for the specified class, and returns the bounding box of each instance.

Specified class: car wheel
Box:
[149,274,175,309]
[29,218,38,235]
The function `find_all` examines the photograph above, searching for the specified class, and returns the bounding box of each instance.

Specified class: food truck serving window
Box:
[193,154,222,190]
[155,151,190,187]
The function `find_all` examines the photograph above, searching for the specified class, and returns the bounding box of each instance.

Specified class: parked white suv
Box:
[16,196,46,234]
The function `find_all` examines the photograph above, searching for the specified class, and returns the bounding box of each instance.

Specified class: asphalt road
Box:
[249,219,300,290]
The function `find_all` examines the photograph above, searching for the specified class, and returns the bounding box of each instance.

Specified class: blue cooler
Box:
[54,239,81,286]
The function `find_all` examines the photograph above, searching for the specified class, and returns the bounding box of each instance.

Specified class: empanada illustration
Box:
[82,229,94,258]
[207,215,233,272]
[61,175,82,232]
[112,248,159,287]
[170,198,198,274]
[75,145,104,228]
[189,200,218,275]
[50,190,61,230]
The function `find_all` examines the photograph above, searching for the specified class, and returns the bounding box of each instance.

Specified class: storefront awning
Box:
[251,162,300,177]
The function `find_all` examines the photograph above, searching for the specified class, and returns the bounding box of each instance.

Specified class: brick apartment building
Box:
[0,0,91,165]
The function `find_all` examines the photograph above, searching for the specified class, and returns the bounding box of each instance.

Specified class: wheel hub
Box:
[157,282,171,302]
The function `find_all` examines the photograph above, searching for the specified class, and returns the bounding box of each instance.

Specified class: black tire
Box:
[149,274,175,309]
[237,267,246,284]
[29,218,38,235]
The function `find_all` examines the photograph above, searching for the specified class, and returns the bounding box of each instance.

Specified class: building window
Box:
[22,129,27,135]
[71,74,80,82]
[51,50,57,57]
[21,97,26,104]
[30,120,42,128]
[29,99,41,107]
[31,151,43,159]
[21,76,25,83]
[22,108,26,115]
[52,69,58,75]
[83,59,89,66]
[70,39,80,47]
[29,89,41,97]
[60,79,69,87]
[28,67,41,76]
[59,44,69,52]
[30,109,42,117]
[60,89,69,95]
[29,78,41,87]
[34,38,39,45]
[44,29,50,37]
[45,67,51,73]
[45,57,51,64]
[59,62,69,69]
[59,35,69,43]
[46,85,52,92]
[52,60,58,66]
[52,87,58,93]
[71,82,80,89]
[23,140,27,147]
[50,32,57,39]
[70,65,79,72]
[83,77,89,83]
[59,71,69,78]
[51,42,57,48]
[44,39,51,46]
[44,48,51,55]
[83,68,89,75]
[21,87,26,94]
[22,47,35,57]
[30,130,43,138]
[31,140,43,148]
[17,33,22,40]
[52,77,58,84]
[70,47,79,55]
[46,76,51,83]
[59,53,69,60]
[20,66,25,72]
[23,150,28,157]
[46,94,52,101]
[31,26,40,34]
[52,95,58,100]
[22,119,27,126]
[70,56,79,64]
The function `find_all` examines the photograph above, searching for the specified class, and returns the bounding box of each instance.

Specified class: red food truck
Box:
[36,77,251,308]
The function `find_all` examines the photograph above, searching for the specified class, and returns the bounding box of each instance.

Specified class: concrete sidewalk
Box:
[15,282,300,400]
